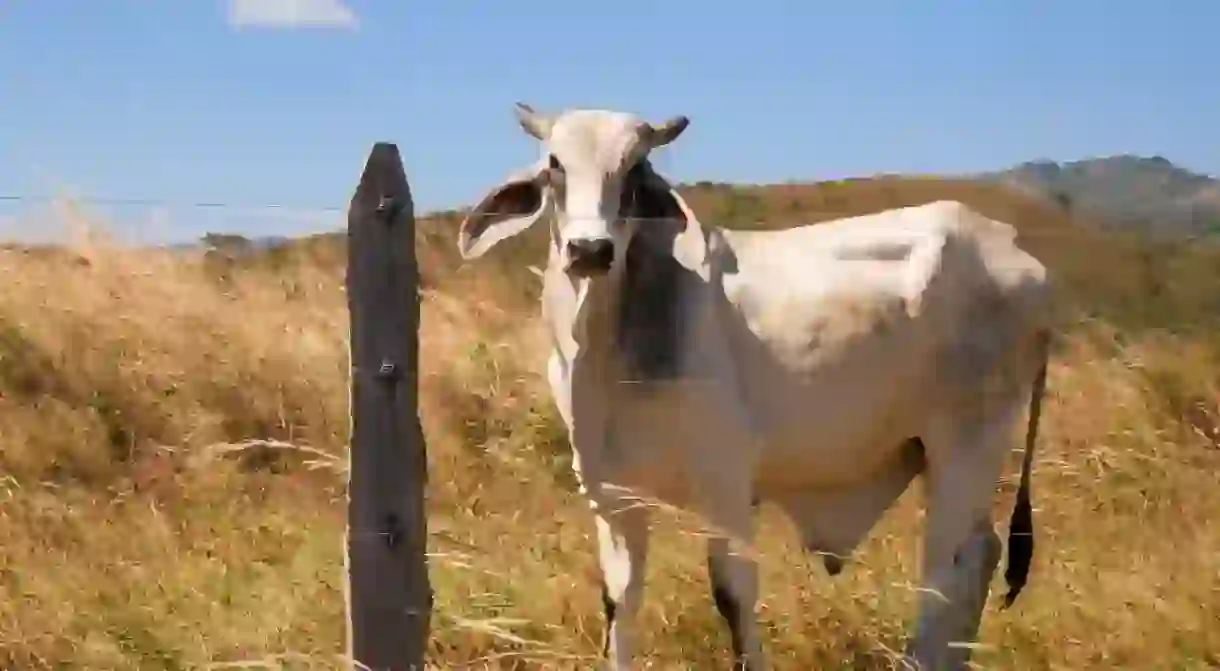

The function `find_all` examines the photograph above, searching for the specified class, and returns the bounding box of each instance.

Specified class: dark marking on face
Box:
[545,154,568,208]
[621,161,686,227]
[615,160,693,382]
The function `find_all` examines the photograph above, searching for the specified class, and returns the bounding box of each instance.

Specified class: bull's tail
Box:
[1001,328,1051,609]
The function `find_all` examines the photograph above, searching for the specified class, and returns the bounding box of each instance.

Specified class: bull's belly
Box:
[748,382,928,489]
[591,379,925,509]
[752,429,911,491]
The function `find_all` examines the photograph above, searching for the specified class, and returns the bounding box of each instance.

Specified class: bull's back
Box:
[714,201,1045,485]
[718,226,945,482]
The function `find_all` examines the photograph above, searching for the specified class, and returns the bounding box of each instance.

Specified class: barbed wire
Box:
[1,191,1217,245]
[0,193,346,213]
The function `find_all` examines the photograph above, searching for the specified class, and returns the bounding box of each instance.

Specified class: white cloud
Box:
[227,0,358,30]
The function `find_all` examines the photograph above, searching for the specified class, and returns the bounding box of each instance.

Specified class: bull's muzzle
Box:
[566,238,615,277]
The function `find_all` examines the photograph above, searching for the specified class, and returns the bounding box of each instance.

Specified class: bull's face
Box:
[457,104,691,282]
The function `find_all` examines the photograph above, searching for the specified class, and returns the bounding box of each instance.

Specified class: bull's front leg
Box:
[550,352,651,668]
[593,496,650,671]
[707,537,764,669]
[694,379,768,670]
[702,468,766,671]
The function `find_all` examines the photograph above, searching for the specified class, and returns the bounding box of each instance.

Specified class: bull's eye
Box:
[546,154,566,189]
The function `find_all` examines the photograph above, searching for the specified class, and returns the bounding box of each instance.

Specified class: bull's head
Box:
[457,103,693,280]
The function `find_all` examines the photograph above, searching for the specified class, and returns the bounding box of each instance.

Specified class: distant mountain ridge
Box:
[168,232,289,253]
[175,155,1220,252]
[979,155,1220,238]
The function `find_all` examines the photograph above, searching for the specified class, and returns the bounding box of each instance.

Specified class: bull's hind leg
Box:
[906,404,1023,670]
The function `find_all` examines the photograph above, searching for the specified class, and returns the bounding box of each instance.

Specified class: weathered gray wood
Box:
[344,142,431,671]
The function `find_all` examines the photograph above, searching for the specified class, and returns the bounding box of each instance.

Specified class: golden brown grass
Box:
[2,179,1219,670]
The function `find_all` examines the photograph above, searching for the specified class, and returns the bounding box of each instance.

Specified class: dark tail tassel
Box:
[1002,494,1033,609]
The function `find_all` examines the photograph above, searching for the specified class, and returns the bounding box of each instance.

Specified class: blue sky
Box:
[1,0,1217,244]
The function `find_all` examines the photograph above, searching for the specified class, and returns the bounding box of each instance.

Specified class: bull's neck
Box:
[542,261,623,375]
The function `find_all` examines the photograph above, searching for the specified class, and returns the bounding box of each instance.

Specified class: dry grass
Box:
[2,179,1219,670]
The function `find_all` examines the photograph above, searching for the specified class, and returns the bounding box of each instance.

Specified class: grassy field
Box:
[2,177,1219,670]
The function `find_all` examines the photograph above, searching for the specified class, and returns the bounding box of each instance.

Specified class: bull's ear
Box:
[458,166,551,260]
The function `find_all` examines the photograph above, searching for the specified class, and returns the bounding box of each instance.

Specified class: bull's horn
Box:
[514,102,553,140]
[644,115,690,148]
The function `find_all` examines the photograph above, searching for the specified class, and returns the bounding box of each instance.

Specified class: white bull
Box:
[456,103,1052,671]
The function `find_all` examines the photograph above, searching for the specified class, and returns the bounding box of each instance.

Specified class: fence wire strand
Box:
[0,190,1217,246]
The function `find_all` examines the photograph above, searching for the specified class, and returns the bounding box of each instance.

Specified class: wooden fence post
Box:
[344,142,431,670]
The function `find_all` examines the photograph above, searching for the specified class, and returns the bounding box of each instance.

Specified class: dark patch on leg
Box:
[708,553,750,669]
[601,582,616,658]
[712,583,748,668]
[822,554,844,576]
